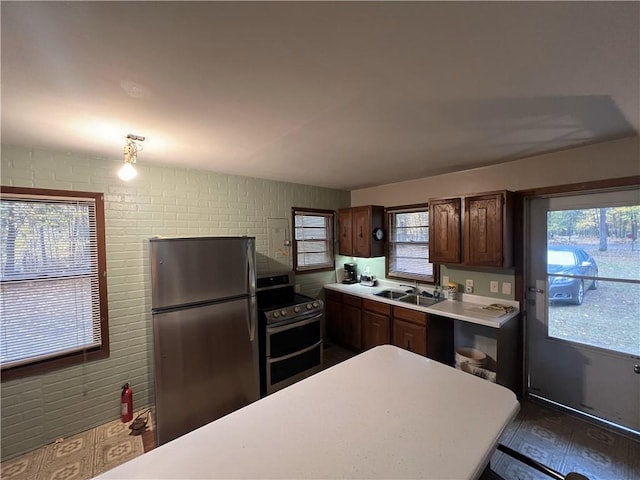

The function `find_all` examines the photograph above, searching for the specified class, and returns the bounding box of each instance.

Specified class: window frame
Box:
[385,203,439,284]
[0,186,109,381]
[292,207,335,274]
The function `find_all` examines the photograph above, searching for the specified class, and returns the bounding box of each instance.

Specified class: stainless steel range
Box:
[257,272,324,396]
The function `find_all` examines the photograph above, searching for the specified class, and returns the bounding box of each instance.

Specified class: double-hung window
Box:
[0,187,109,380]
[292,208,334,273]
[386,204,437,283]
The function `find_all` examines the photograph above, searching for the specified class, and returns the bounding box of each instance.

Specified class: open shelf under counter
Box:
[451,313,522,396]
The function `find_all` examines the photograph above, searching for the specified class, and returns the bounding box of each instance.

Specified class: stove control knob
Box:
[293,306,301,313]
[312,302,319,308]
[306,304,313,310]
[272,312,279,319]
[280,310,287,317]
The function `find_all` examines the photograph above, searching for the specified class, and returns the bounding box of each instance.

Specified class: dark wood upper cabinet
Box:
[429,191,513,268]
[429,198,461,264]
[464,192,513,267]
[338,205,384,257]
[338,208,353,257]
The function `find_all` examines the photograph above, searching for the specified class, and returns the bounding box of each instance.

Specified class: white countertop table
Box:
[95,345,519,480]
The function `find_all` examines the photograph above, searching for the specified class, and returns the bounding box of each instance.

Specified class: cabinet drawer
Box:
[392,306,427,326]
[362,299,391,315]
[343,294,362,308]
[325,289,342,302]
[392,319,427,356]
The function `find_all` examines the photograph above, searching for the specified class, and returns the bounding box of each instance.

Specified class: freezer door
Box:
[153,297,259,446]
[151,237,255,310]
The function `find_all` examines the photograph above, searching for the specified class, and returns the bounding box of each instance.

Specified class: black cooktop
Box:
[256,272,317,311]
[256,288,315,311]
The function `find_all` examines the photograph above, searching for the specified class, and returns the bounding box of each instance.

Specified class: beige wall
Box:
[352,136,640,206]
[0,145,350,460]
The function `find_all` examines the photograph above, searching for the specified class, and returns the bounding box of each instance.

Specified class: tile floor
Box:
[488,398,640,480]
[0,410,153,480]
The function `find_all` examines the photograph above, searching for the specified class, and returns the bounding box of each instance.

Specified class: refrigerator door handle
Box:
[249,295,257,342]
[247,237,256,296]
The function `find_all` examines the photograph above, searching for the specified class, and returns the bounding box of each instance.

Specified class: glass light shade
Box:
[118,162,137,181]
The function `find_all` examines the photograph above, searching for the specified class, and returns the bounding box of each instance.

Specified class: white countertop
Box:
[325,282,519,328]
[95,345,519,480]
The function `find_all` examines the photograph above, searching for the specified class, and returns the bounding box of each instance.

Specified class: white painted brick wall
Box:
[0,145,350,460]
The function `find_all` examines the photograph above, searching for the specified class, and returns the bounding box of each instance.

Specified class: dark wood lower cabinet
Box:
[361,299,391,351]
[393,319,427,356]
[324,290,453,364]
[325,290,342,343]
[341,295,362,350]
[425,314,455,366]
[324,289,519,394]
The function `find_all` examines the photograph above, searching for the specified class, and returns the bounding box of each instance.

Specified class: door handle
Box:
[528,286,544,294]
[249,296,257,342]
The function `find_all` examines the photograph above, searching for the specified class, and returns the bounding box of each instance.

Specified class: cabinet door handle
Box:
[406,339,412,352]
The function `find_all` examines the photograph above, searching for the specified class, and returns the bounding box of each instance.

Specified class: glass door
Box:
[527,188,640,433]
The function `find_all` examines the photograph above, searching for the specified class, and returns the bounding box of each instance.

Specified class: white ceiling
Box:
[2,2,638,190]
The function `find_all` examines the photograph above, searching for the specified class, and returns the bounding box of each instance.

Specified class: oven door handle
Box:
[268,340,323,363]
[267,312,323,333]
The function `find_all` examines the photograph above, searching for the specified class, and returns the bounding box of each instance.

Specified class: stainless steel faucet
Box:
[399,281,420,294]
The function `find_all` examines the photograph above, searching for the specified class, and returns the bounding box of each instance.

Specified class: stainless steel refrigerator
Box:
[150,236,259,446]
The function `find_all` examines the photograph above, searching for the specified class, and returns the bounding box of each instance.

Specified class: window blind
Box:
[0,195,102,369]
[293,210,334,271]
[388,207,434,281]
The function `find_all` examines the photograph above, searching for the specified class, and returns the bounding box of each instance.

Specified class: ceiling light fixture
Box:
[118,134,145,181]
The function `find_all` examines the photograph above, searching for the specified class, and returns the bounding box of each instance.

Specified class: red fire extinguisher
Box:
[121,383,133,423]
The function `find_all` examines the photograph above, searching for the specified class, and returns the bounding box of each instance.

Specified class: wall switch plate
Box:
[442,275,449,286]
[502,282,512,295]
[465,279,474,293]
[490,281,499,293]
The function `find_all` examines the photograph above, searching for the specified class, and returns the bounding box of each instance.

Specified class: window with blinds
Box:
[387,205,437,283]
[0,187,108,379]
[292,208,334,272]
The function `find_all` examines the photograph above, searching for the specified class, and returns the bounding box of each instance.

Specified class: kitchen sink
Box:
[373,290,407,300]
[398,294,443,307]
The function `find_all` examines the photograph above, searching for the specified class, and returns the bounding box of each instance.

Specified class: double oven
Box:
[256,272,324,396]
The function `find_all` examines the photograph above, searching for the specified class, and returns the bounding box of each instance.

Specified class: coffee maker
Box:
[343,263,358,284]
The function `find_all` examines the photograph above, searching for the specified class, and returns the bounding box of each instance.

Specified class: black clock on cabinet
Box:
[372,228,385,241]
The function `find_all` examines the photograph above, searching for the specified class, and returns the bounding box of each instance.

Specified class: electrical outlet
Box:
[490,281,499,293]
[502,282,512,295]
[442,275,449,286]
[465,279,474,293]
